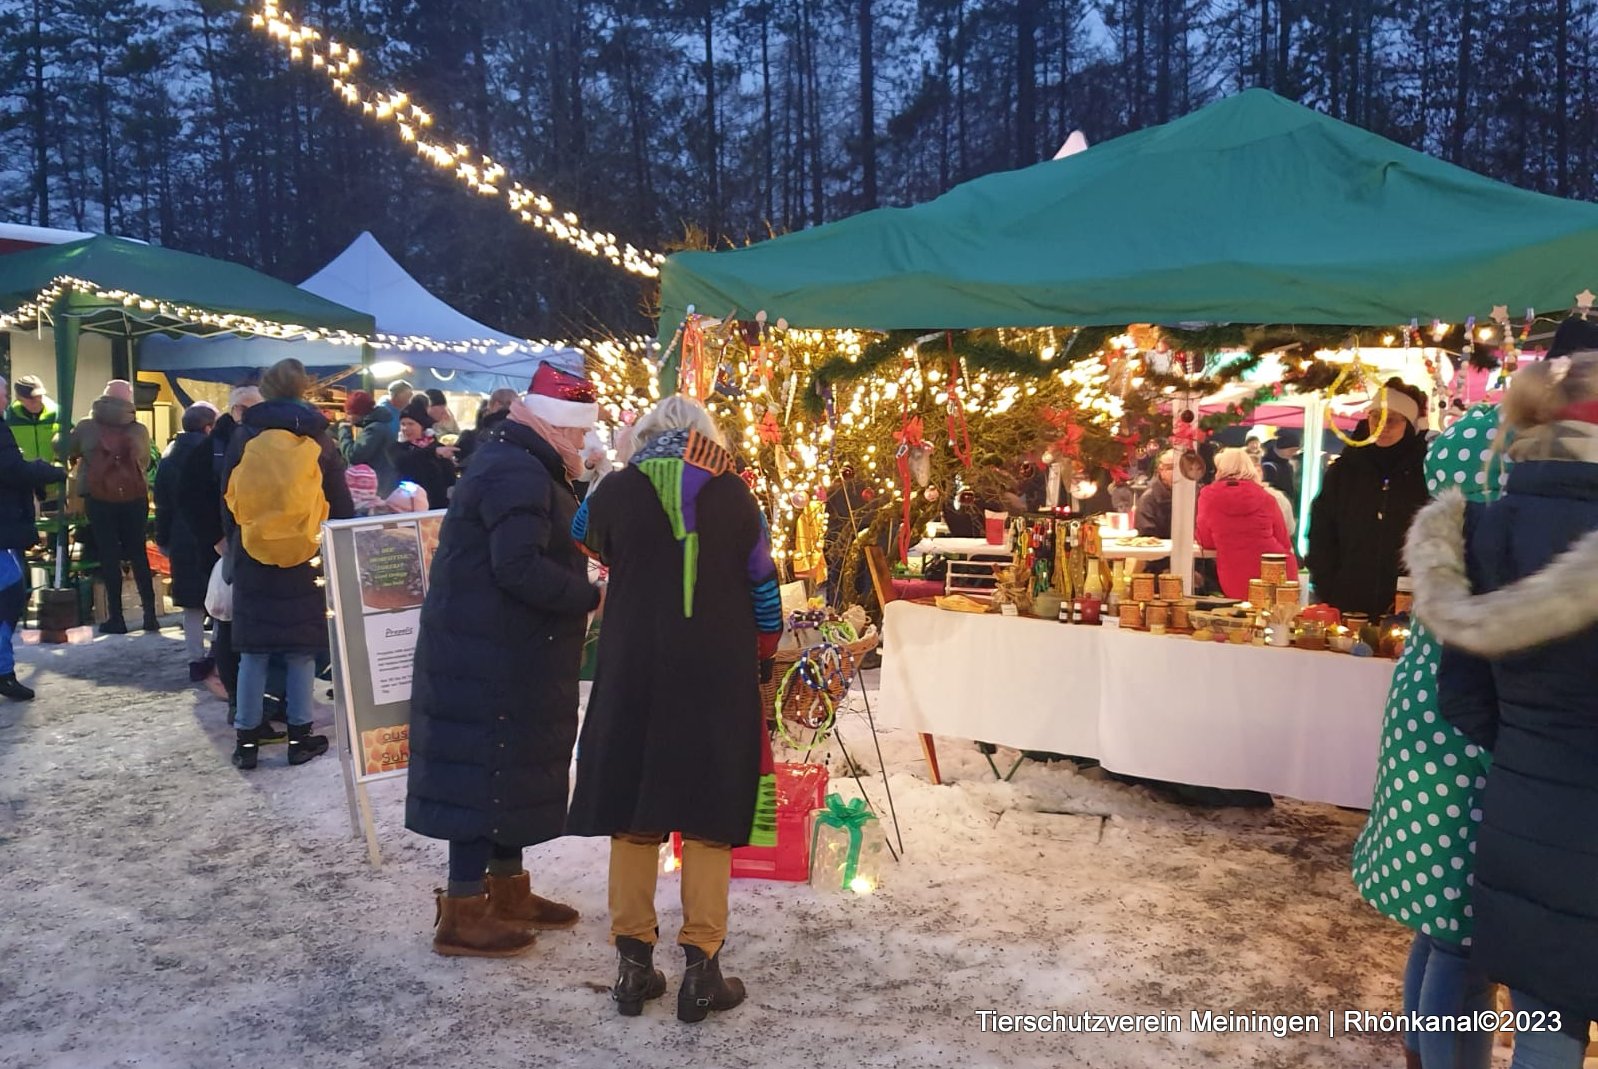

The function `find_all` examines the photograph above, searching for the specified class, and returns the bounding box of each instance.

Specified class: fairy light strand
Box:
[248,1,663,279]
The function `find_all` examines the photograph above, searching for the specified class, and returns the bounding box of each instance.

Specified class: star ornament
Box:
[1490,304,1510,325]
[1577,289,1596,315]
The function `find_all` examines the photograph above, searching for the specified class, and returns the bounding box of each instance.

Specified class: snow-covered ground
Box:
[0,624,1477,1068]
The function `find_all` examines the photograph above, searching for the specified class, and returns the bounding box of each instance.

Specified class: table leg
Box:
[918,733,942,785]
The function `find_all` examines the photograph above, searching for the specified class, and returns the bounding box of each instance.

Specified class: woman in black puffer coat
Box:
[1412,347,1598,1065]
[155,402,219,683]
[220,361,352,770]
[405,366,600,959]
[1306,380,1430,617]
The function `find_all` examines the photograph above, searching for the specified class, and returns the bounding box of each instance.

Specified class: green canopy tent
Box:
[659,88,1598,372]
[0,235,376,430]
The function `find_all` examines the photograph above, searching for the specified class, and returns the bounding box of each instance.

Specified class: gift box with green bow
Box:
[809,793,885,894]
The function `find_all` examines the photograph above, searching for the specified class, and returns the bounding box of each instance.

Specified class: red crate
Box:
[670,762,828,883]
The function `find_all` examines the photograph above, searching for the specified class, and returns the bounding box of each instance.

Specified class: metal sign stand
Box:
[325,554,383,868]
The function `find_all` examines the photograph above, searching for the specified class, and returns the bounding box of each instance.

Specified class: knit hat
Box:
[1425,404,1507,502]
[522,361,598,429]
[345,390,376,419]
[401,397,434,430]
[345,464,380,513]
[1547,314,1598,359]
[1371,387,1421,427]
[14,375,44,399]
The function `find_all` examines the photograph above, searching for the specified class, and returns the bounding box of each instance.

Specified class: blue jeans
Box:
[1402,932,1495,1069]
[234,651,315,730]
[1509,990,1587,1069]
[0,618,13,675]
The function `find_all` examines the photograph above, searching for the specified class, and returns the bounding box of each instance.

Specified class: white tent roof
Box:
[301,232,530,351]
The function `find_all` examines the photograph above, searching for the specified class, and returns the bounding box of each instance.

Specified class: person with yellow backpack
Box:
[221,359,353,769]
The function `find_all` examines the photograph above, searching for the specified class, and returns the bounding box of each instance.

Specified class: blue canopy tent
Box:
[142,232,581,392]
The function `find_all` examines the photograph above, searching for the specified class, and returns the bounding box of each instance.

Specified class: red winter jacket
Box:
[1196,478,1298,599]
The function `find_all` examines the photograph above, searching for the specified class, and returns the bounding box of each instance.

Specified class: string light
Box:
[2,277,664,411]
[248,1,664,279]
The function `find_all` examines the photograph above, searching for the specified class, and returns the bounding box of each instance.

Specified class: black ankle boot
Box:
[231,728,259,770]
[255,719,287,744]
[613,937,667,1017]
[0,673,35,701]
[141,610,161,632]
[287,722,329,766]
[677,945,745,1023]
[99,617,127,636]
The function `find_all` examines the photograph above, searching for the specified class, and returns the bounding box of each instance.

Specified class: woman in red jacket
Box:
[1197,448,1298,599]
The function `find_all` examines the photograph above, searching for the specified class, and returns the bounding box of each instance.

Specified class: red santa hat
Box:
[523,361,598,429]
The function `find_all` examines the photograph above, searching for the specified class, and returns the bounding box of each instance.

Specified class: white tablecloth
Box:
[879,601,1394,808]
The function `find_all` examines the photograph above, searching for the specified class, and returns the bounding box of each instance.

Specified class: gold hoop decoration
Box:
[1328,351,1389,448]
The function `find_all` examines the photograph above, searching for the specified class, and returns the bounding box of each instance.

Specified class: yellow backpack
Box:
[224,429,329,567]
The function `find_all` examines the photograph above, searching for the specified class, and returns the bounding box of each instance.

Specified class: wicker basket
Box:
[763,632,880,733]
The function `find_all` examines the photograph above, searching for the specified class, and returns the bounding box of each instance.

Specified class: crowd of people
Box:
[1,323,1595,1052]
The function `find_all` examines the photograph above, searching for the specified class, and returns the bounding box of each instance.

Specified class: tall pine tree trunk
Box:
[858,0,877,207]
[760,6,774,222]
[1556,0,1570,194]
[702,5,720,242]
[1016,0,1038,166]
[29,0,50,225]
[1449,0,1473,161]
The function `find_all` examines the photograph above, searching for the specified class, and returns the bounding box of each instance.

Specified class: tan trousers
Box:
[609,833,732,956]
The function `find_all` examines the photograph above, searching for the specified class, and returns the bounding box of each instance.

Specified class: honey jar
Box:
[1157,573,1184,600]
[1259,554,1289,586]
[1273,581,1301,610]
[1145,600,1170,629]
[1130,573,1156,602]
[1248,578,1274,607]
[1119,601,1144,629]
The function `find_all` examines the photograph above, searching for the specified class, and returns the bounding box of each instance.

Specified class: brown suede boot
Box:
[432,890,537,958]
[485,871,580,931]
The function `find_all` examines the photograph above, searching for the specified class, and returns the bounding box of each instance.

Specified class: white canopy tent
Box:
[142,232,582,392]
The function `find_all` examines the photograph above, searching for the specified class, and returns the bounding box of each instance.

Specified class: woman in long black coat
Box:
[405,373,600,959]
[567,396,783,1022]
[1412,352,1598,1062]
[155,402,219,683]
[177,388,258,716]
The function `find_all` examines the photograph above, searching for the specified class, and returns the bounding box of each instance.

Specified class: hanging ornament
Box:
[789,490,809,510]
[944,333,973,468]
[923,487,941,503]
[1327,354,1389,448]
[757,408,783,444]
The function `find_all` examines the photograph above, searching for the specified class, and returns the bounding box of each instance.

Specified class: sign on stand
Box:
[322,511,446,865]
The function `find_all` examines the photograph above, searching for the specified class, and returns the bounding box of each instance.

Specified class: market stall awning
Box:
[0,234,375,425]
[141,232,574,393]
[659,89,1598,338]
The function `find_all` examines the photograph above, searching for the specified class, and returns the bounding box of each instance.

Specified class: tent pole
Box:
[51,298,79,436]
[360,341,374,390]
[1298,395,1327,561]
[51,302,81,591]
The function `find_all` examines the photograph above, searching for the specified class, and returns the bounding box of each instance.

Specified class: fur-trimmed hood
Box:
[1407,489,1598,657]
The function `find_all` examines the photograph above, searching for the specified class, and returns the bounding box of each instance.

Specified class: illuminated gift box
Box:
[809,793,886,895]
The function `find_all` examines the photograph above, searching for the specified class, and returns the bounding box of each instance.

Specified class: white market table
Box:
[878,601,1394,808]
